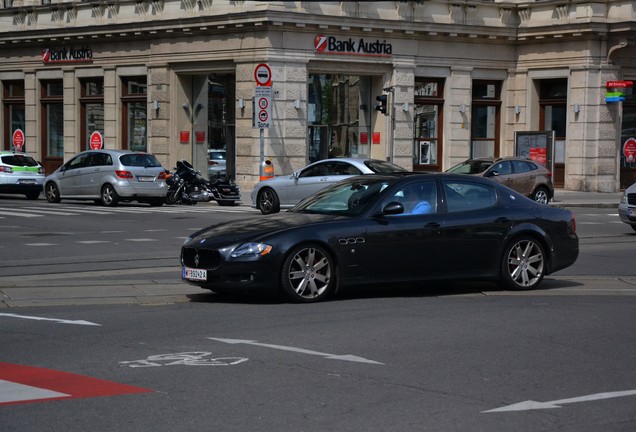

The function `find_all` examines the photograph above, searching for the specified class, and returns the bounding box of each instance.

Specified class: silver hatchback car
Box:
[44,149,169,206]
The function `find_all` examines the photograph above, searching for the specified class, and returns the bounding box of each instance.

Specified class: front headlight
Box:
[231,242,273,258]
[621,191,628,204]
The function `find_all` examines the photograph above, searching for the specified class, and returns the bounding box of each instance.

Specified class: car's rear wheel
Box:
[45,182,61,203]
[25,191,40,200]
[281,244,335,303]
[500,236,546,290]
[101,184,119,207]
[258,188,280,215]
[532,187,550,204]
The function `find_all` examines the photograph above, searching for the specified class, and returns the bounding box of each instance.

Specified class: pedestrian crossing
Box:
[0,202,258,219]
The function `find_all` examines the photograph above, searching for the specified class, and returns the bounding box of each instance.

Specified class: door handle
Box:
[423,222,441,229]
[495,217,511,224]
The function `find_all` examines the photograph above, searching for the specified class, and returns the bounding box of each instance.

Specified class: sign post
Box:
[254,63,272,181]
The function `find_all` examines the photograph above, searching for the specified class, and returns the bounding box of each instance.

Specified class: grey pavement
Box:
[0,188,630,309]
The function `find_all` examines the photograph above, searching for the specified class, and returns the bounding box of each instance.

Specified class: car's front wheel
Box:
[101,184,119,207]
[45,182,61,203]
[500,236,546,290]
[258,188,280,215]
[281,244,335,303]
[532,187,550,204]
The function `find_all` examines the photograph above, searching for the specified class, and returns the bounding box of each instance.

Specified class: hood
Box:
[186,211,341,246]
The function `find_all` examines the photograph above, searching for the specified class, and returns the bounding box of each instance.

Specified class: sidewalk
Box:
[550,188,622,208]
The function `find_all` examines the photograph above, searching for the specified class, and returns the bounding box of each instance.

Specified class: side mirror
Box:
[291,171,299,180]
[375,201,404,216]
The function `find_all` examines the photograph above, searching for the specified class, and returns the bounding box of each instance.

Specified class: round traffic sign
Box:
[259,110,269,122]
[90,131,103,150]
[12,129,25,152]
[254,63,272,86]
[258,97,269,109]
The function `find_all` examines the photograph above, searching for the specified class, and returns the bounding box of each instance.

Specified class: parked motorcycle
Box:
[165,160,241,206]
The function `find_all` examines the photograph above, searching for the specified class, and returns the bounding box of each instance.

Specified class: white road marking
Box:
[208,337,384,365]
[24,243,58,246]
[125,238,158,242]
[483,389,636,413]
[77,240,111,244]
[0,210,41,217]
[0,379,69,404]
[0,313,101,326]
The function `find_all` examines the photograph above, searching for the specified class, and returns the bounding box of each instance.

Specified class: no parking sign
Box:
[12,129,25,152]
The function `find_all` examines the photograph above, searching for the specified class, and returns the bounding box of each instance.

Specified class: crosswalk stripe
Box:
[0,210,42,217]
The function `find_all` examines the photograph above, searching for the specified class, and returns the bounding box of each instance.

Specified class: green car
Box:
[0,151,45,200]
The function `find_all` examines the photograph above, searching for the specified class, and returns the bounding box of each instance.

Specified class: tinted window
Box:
[334,162,361,175]
[364,160,407,173]
[490,161,511,175]
[512,160,531,174]
[1,155,38,167]
[382,180,437,216]
[444,181,497,213]
[120,153,162,168]
[299,162,331,177]
[88,152,112,167]
[209,151,225,161]
[66,154,90,170]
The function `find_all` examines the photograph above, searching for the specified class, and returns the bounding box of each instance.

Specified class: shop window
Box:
[2,80,25,151]
[471,80,501,158]
[413,79,444,170]
[40,80,64,159]
[308,74,370,163]
[80,78,104,151]
[121,76,147,152]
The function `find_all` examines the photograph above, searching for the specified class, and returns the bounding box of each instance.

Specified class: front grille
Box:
[181,247,220,269]
[628,193,636,206]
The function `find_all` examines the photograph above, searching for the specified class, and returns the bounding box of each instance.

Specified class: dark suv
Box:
[446,157,554,204]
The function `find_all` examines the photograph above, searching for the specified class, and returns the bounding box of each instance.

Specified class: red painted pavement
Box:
[0,362,152,406]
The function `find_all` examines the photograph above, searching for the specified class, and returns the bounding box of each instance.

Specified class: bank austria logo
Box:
[314,34,392,57]
[42,47,93,64]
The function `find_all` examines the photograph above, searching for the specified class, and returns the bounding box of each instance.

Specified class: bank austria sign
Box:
[314,34,392,57]
[42,47,93,64]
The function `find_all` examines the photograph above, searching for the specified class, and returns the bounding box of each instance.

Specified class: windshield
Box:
[446,160,493,174]
[292,177,394,216]
[364,160,408,173]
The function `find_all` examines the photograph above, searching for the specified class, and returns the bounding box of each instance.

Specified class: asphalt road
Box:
[1,196,635,431]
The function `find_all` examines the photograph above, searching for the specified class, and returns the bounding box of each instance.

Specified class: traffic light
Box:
[375,94,388,115]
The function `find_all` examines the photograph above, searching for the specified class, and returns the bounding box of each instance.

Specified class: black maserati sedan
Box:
[181,173,579,303]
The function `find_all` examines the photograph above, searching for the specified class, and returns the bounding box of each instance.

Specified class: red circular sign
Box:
[254,64,272,87]
[624,137,636,163]
[12,129,25,152]
[90,131,103,150]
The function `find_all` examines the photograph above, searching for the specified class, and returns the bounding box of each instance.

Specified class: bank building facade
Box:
[2,0,636,195]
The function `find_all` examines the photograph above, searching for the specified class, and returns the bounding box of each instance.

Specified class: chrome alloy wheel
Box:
[285,246,333,301]
[505,239,545,289]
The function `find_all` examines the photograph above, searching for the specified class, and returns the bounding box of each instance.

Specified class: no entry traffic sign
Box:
[89,131,103,150]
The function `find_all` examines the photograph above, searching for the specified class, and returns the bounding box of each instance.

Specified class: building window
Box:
[41,80,64,158]
[308,74,371,163]
[2,80,25,151]
[121,77,147,152]
[539,78,567,187]
[80,78,104,151]
[413,78,444,170]
[471,80,501,158]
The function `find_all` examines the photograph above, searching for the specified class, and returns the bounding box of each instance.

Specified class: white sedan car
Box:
[250,157,407,214]
[618,182,636,231]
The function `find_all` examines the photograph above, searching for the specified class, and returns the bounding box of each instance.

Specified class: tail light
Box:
[158,171,169,180]
[570,210,576,234]
[547,170,553,179]
[38,167,45,175]
[209,161,219,166]
[0,166,13,173]
[116,170,133,179]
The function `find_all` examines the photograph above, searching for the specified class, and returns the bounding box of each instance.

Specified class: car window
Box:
[444,181,497,213]
[66,154,90,170]
[299,162,330,177]
[381,180,437,216]
[364,160,408,173]
[490,161,512,175]
[1,155,39,167]
[88,152,111,167]
[512,160,531,174]
[120,153,162,168]
[334,162,361,175]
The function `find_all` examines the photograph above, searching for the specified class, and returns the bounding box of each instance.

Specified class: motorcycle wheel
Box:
[165,190,180,205]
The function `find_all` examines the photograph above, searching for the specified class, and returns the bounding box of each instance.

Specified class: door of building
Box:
[539,79,567,188]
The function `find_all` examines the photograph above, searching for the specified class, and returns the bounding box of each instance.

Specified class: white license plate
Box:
[137,176,154,182]
[18,179,36,185]
[629,208,634,217]
[182,267,207,281]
